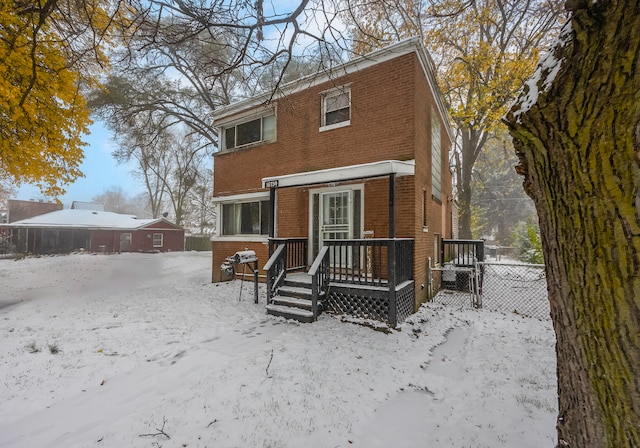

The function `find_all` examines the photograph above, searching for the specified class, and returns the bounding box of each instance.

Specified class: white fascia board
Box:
[210,235,269,243]
[262,160,415,189]
[212,191,270,203]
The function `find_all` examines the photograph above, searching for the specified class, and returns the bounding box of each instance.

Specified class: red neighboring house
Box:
[3,209,184,254]
[211,38,454,325]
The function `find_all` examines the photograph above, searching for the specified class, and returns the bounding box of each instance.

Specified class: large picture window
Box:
[321,87,350,130]
[222,200,270,235]
[223,114,275,150]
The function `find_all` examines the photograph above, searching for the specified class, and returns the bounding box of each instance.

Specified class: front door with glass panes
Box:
[309,187,362,267]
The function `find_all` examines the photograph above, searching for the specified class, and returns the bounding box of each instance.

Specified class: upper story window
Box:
[222,114,275,150]
[320,86,351,131]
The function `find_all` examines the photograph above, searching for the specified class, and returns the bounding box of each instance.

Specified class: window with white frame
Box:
[431,107,442,200]
[422,189,428,231]
[223,114,275,150]
[153,233,163,247]
[321,87,350,129]
[222,200,270,235]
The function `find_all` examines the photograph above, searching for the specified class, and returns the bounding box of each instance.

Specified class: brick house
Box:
[211,38,454,325]
[2,209,184,254]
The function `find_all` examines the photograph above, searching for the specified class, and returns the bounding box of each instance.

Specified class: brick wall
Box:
[8,200,62,223]
[214,53,418,197]
[211,240,270,282]
[410,59,453,304]
[212,50,453,304]
[130,229,185,252]
[90,228,184,253]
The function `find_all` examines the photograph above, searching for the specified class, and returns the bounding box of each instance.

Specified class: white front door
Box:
[320,190,351,267]
[320,190,351,244]
[308,187,363,267]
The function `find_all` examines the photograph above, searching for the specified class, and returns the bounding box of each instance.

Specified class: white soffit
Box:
[212,191,270,203]
[262,160,415,189]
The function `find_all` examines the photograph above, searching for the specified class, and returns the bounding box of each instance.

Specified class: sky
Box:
[12,1,343,209]
[16,123,145,208]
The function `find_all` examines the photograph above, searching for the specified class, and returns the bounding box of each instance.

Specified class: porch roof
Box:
[261,159,415,189]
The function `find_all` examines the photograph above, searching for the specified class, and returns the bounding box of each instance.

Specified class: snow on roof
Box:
[3,209,161,230]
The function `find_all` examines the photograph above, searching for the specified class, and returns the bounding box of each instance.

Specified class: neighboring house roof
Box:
[1,209,181,230]
[212,37,454,142]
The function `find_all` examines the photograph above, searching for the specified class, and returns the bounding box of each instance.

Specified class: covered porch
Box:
[261,160,416,327]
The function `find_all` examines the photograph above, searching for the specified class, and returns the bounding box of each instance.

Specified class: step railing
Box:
[268,238,307,272]
[263,243,287,304]
[308,245,330,319]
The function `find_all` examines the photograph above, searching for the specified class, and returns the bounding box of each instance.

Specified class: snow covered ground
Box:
[0,252,557,447]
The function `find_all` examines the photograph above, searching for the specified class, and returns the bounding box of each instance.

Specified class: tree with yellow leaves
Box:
[0,0,134,197]
[345,0,564,237]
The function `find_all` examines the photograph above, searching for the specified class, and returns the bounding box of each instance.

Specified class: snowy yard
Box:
[0,252,557,447]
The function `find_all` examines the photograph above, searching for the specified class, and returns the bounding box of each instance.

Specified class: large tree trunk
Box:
[506,2,640,447]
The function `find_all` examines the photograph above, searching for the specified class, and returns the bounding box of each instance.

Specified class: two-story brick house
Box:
[211,37,454,326]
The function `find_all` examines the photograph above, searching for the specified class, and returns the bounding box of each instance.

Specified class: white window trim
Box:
[320,120,351,132]
[422,188,429,232]
[319,85,351,132]
[153,233,164,247]
[212,191,272,239]
[431,106,442,201]
[218,106,277,151]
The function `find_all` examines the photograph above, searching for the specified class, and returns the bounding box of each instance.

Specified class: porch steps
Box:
[265,304,315,323]
[278,285,313,300]
[266,275,321,323]
[271,295,313,310]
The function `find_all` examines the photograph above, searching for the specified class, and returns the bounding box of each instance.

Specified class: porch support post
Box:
[269,186,276,255]
[388,173,397,327]
[389,173,396,238]
[388,239,397,327]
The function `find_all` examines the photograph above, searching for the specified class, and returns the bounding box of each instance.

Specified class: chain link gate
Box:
[477,262,548,319]
[431,261,549,320]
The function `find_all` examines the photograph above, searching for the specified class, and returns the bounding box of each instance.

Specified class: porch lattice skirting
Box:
[325,280,415,325]
[395,281,416,323]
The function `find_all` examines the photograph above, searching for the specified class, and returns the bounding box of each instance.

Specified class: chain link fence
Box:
[0,228,15,259]
[432,261,550,320]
